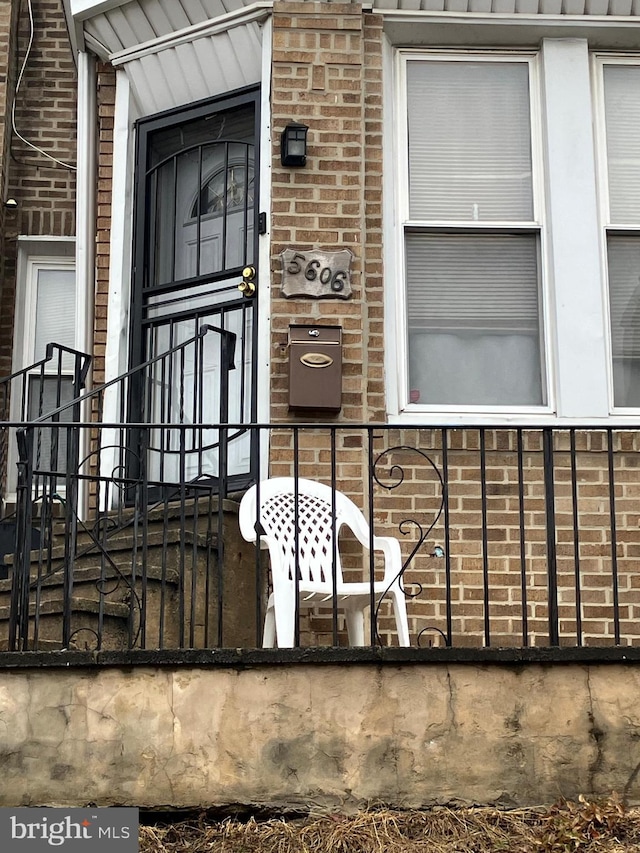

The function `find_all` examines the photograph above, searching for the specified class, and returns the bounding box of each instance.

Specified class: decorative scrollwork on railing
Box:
[66,627,101,652]
[416,626,449,649]
[371,444,447,647]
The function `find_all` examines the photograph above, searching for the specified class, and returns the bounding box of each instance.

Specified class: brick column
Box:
[270,2,385,424]
[0,0,77,379]
[0,0,18,377]
[93,62,116,389]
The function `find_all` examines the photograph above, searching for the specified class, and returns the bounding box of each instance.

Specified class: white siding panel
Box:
[224,27,255,85]
[610,0,633,11]
[150,0,195,31]
[586,0,610,11]
[127,25,262,117]
[125,57,156,113]
[107,6,148,45]
[174,42,210,102]
[86,0,261,52]
[562,0,587,13]
[515,0,540,12]
[491,0,518,11]
[539,0,562,12]
[85,13,126,51]
[120,2,157,40]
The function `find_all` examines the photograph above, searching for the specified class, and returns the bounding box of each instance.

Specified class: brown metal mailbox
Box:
[288,325,342,412]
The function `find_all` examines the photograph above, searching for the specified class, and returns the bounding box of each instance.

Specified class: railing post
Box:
[62,417,82,649]
[543,427,559,646]
[10,428,34,651]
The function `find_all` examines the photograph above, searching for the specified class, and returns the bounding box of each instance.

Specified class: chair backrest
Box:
[239,477,366,586]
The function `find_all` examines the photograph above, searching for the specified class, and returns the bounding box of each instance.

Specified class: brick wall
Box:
[268,4,640,649]
[0,0,17,380]
[268,2,385,564]
[270,3,385,425]
[93,61,115,388]
[0,0,77,380]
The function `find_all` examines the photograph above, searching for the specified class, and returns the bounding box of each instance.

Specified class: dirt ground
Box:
[139,796,640,852]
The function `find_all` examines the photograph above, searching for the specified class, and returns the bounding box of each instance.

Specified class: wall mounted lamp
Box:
[281,123,309,167]
[4,198,18,210]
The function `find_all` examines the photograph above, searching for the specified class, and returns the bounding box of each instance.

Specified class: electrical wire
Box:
[11,0,77,172]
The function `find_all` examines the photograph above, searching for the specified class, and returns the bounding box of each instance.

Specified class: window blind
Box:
[607,235,640,358]
[604,64,640,225]
[33,268,76,366]
[406,233,540,333]
[407,61,534,222]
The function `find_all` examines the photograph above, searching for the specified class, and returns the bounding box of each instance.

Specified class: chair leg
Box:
[273,592,296,648]
[391,587,411,647]
[262,596,276,648]
[345,607,366,646]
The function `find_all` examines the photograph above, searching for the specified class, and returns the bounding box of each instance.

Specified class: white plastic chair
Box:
[239,477,411,648]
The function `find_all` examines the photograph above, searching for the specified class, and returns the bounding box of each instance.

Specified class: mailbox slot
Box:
[288,325,342,412]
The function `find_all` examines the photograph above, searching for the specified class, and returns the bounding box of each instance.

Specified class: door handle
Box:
[238,266,256,297]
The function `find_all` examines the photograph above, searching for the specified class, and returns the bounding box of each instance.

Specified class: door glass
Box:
[149,106,255,288]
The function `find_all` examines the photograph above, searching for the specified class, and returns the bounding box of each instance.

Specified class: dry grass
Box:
[140,795,640,853]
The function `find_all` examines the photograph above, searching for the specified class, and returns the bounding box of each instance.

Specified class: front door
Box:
[131,88,260,489]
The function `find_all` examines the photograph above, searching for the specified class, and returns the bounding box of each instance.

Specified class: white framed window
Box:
[387,41,613,423]
[22,257,78,416]
[399,53,547,412]
[6,241,79,498]
[596,57,640,411]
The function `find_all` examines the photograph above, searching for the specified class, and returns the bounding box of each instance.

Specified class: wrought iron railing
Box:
[1,419,639,654]
[0,344,91,581]
[0,343,91,507]
[7,325,238,651]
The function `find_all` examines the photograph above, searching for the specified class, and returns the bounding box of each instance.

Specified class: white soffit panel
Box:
[84,0,261,51]
[124,22,263,114]
[372,0,638,10]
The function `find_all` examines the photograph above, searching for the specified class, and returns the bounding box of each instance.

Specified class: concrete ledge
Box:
[1,660,640,810]
[1,644,640,668]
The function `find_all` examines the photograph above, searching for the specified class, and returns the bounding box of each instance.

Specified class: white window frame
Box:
[385,38,614,426]
[394,50,551,418]
[6,241,79,502]
[21,256,78,372]
[593,53,640,415]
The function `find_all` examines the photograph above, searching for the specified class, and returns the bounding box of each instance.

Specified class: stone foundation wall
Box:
[0,661,638,809]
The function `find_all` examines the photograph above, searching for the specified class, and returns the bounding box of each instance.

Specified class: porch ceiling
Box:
[81,0,266,53]
[69,0,267,115]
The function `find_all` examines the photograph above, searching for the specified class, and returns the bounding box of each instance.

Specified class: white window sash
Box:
[594,54,640,414]
[394,51,551,415]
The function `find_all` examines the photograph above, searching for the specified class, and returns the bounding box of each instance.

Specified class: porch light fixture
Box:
[4,198,17,210]
[281,122,308,167]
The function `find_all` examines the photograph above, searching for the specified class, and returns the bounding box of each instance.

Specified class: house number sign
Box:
[281,248,353,299]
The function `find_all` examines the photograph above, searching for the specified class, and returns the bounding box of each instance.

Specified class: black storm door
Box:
[131,88,260,488]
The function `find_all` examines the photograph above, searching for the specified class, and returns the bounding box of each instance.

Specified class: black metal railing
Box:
[0,344,91,580]
[1,419,639,654]
[6,325,238,651]
[0,343,91,505]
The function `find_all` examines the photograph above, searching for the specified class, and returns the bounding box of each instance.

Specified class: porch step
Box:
[1,493,262,651]
[29,528,215,565]
[51,496,240,542]
[0,597,131,651]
